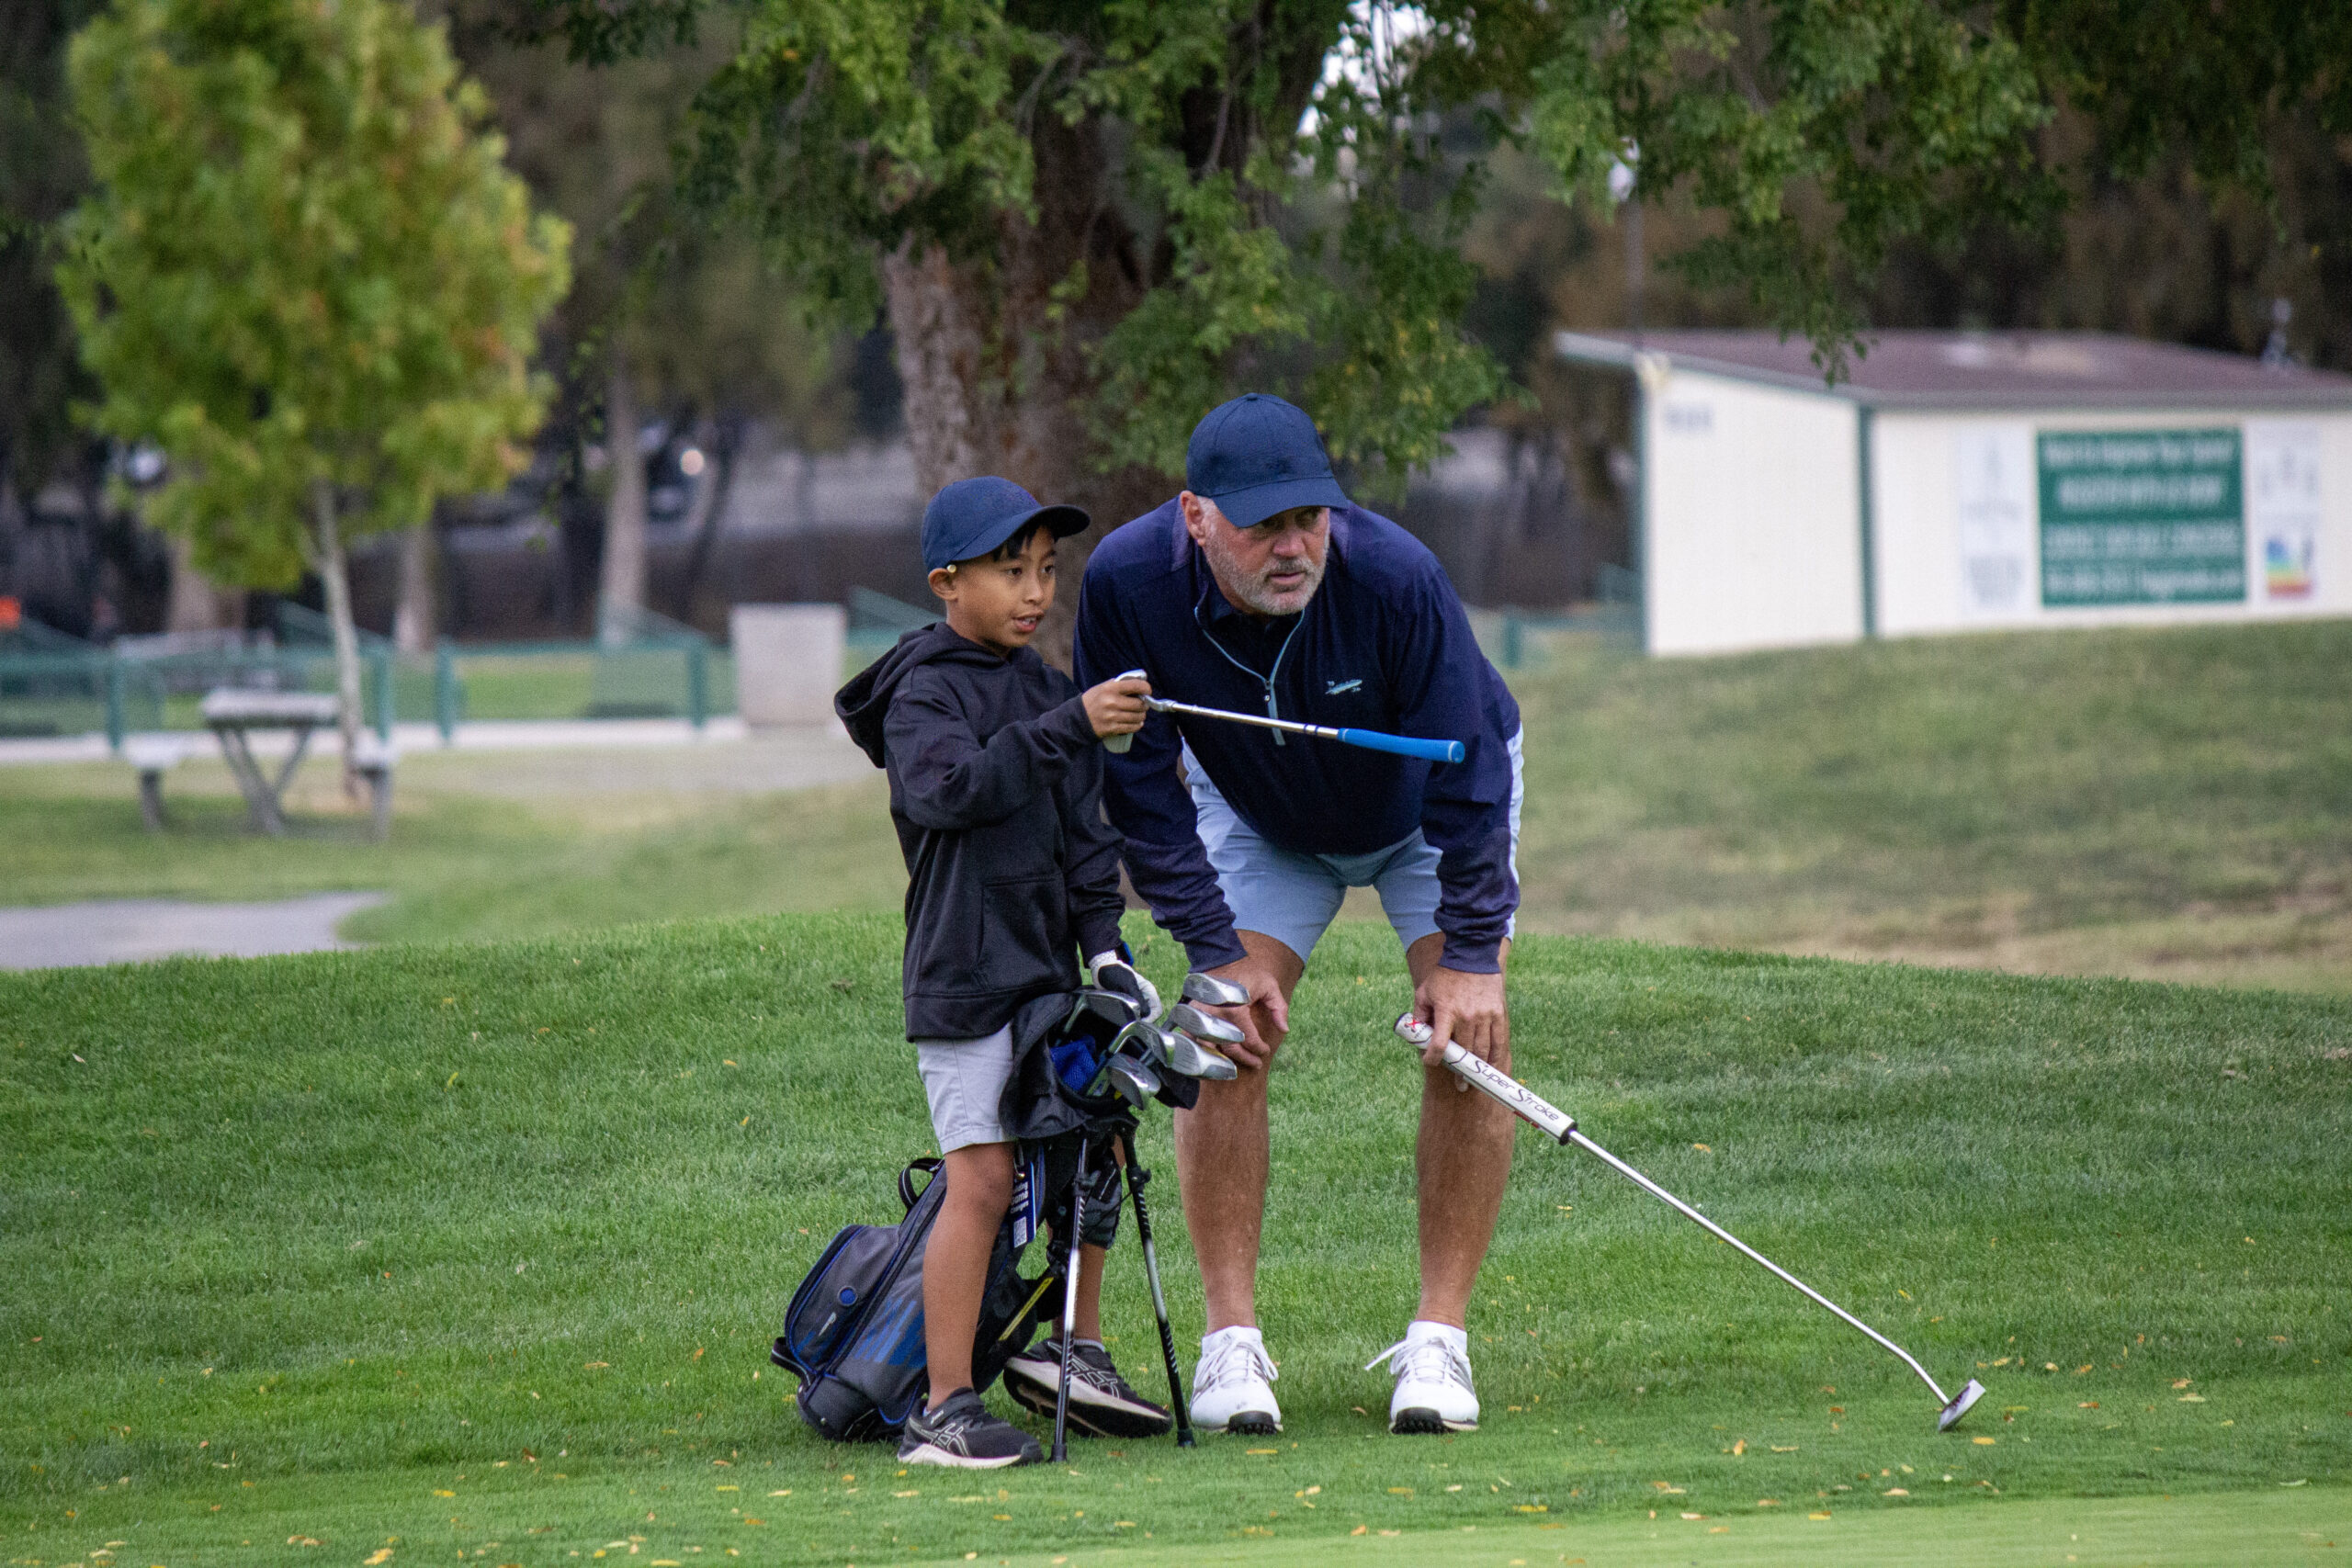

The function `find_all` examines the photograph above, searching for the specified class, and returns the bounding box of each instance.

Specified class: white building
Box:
[1557,330,2352,657]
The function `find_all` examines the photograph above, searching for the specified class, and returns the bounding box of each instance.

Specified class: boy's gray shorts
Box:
[914,1025,1016,1153]
[913,1023,1123,1247]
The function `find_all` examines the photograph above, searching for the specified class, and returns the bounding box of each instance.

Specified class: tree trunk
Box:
[310,479,365,792]
[393,523,435,654]
[164,533,246,635]
[879,117,1172,671]
[598,345,648,647]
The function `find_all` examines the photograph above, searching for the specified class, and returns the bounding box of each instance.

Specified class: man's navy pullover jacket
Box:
[1073,499,1521,976]
[836,624,1127,1040]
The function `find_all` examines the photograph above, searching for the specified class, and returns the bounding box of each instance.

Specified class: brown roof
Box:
[1555,329,2352,410]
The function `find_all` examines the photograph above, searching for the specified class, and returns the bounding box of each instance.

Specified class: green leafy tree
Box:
[524,0,2349,656]
[61,0,570,766]
[537,0,1510,653]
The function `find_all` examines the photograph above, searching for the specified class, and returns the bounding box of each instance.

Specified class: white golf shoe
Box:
[1365,1322,1479,1434]
[1190,1325,1282,1435]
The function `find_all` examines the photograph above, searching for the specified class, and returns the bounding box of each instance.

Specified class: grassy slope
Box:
[4,917,2346,1566]
[1509,620,2352,991]
[7,617,2352,988]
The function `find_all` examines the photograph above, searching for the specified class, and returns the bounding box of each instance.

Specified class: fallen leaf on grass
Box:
[1350,1527,1366,1537]
[2080,1402,2099,1409]
[1809,1511,1832,1520]
[1757,1499,1780,1506]
[1691,1144,1712,1152]
[1770,1446,1799,1453]
[1246,1448,1278,1455]
[2179,1394,2206,1403]
[2173,1379,2192,1388]
[434,1489,455,1497]
[1973,1438,1995,1446]
[1884,1488,1909,1496]
[365,1551,393,1565]
[1679,1512,1704,1520]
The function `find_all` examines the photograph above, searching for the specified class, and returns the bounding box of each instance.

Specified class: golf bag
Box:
[772,1156,1062,1442]
[773,986,1169,1444]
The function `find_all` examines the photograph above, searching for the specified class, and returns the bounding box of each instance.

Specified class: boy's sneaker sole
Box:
[898,1438,1041,1469]
[1390,1405,1476,1435]
[1003,1348,1173,1439]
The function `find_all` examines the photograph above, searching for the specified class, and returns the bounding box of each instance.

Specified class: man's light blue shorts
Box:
[1184,729,1522,966]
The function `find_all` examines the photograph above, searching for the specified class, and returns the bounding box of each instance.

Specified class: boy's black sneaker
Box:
[898,1388,1042,1469]
[1003,1339,1173,1438]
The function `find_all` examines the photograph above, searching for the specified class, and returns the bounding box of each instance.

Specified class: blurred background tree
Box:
[60,0,570,769]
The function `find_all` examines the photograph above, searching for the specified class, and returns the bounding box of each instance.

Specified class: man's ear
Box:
[1179,491,1216,546]
[927,564,959,603]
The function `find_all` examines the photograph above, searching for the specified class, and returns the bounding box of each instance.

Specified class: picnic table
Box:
[198,689,393,838]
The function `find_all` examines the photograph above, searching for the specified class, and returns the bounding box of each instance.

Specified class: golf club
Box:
[1142,695,1464,764]
[1118,1128,1197,1448]
[1395,1016,1987,1433]
[1107,1050,1161,1108]
[1161,1008,1241,1080]
[1050,1138,1090,1462]
[1182,972,1251,1009]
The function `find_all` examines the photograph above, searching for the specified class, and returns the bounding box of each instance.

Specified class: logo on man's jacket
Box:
[1324,678,1363,695]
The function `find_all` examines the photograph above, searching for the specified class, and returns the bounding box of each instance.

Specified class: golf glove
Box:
[1087,952,1161,1023]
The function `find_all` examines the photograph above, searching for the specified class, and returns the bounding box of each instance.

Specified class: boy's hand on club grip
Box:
[1418,965,1509,1070]
[1082,675,1152,739]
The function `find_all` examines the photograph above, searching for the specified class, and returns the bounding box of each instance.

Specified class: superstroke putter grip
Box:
[1336,729,1465,764]
[1395,1015,1576,1141]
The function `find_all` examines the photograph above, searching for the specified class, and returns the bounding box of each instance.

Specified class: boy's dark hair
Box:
[960,517,1054,568]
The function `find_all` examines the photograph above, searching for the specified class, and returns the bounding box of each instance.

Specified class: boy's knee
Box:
[944,1142,1017,1212]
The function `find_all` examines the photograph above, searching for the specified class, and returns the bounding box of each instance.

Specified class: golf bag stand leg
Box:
[1050,1139,1087,1462]
[1119,1128,1194,1447]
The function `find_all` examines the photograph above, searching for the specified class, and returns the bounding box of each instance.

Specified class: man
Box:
[1073,392,1522,1438]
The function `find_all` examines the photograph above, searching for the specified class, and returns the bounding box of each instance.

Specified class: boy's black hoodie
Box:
[836,624,1126,1040]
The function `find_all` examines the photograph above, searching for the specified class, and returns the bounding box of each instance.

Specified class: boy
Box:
[834,476,1165,1468]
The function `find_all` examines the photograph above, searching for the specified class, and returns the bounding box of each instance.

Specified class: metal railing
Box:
[0,604,733,750]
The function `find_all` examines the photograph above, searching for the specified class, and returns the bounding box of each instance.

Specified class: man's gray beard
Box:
[1202,528,1326,616]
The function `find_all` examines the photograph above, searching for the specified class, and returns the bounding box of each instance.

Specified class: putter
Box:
[1118,1128,1196,1448]
[1141,694,1464,764]
[1050,1138,1090,1462]
[1396,1016,1987,1433]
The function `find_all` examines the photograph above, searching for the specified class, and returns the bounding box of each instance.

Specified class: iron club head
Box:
[1938,1379,1987,1432]
[1180,972,1250,1009]
[1159,1024,1238,1082]
[1107,1050,1162,1108]
[1168,1003,1245,1046]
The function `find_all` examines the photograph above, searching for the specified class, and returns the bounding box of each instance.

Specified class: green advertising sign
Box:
[2038,428,2245,606]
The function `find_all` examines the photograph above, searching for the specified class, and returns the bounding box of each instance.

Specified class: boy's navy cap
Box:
[1185,393,1351,528]
[922,476,1090,570]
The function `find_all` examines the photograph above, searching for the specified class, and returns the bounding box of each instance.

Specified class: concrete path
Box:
[0,891,388,970]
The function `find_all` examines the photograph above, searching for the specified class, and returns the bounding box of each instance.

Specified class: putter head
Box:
[1168,1003,1245,1046]
[1181,972,1250,1009]
[1938,1379,1987,1432]
[1107,1050,1162,1109]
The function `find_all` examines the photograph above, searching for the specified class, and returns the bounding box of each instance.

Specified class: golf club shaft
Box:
[1141,696,1465,764]
[1051,1142,1087,1463]
[1120,1131,1195,1448]
[1412,1032,1957,1410]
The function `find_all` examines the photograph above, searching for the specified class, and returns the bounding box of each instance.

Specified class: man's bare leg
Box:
[1406,932,1514,1328]
[1172,929,1304,1333]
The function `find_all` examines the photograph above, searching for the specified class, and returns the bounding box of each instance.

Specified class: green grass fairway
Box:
[5,917,2346,1565]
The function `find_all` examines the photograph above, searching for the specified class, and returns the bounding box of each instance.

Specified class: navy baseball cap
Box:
[1185,393,1351,528]
[921,477,1090,570]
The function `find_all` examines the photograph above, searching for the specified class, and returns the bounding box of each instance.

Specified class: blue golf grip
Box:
[1334,728,1465,764]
